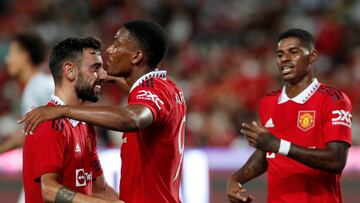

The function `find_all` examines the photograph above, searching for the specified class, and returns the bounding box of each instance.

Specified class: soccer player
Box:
[20,20,187,203]
[22,37,123,203]
[227,28,352,203]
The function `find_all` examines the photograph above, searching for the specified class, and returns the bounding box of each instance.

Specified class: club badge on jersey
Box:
[297,111,315,131]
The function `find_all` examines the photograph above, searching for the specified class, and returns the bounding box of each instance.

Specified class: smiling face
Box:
[106,28,140,77]
[75,48,106,102]
[276,37,317,85]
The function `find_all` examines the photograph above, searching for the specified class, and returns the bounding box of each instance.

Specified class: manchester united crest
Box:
[297,111,315,131]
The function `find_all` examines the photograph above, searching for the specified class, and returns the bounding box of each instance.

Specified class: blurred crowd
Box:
[1,0,360,147]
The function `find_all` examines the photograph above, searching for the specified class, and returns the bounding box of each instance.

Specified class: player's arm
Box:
[92,175,119,201]
[286,141,349,173]
[0,130,24,154]
[40,173,123,203]
[19,104,153,134]
[227,150,266,203]
[241,122,349,174]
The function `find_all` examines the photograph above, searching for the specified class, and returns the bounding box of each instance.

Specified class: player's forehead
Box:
[9,41,24,52]
[81,48,103,64]
[114,27,130,41]
[114,27,132,43]
[277,37,304,51]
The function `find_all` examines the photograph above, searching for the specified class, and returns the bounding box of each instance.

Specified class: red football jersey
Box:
[258,79,352,203]
[23,96,103,203]
[120,70,186,203]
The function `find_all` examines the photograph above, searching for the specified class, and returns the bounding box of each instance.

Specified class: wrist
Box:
[278,139,291,156]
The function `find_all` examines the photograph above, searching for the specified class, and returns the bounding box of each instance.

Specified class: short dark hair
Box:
[14,32,46,66]
[49,37,102,84]
[278,28,315,50]
[123,20,168,68]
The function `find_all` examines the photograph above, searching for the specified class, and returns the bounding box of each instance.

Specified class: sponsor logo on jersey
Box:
[75,168,92,187]
[265,118,274,128]
[332,110,352,128]
[297,111,315,131]
[136,90,164,110]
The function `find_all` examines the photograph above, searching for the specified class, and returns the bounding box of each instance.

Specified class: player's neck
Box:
[284,75,313,98]
[53,85,83,106]
[19,64,39,84]
[126,66,153,88]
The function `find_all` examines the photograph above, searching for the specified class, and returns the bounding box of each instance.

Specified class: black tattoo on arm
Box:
[55,186,77,203]
[231,150,268,184]
[287,141,349,174]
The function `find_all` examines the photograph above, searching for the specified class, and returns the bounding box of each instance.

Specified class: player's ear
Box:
[131,51,143,65]
[309,49,318,66]
[63,62,77,81]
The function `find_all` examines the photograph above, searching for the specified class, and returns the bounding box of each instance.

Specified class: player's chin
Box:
[86,91,100,103]
[281,74,296,82]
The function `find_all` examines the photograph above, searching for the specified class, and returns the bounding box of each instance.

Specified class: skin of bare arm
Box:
[227,150,267,203]
[92,175,119,201]
[19,104,153,134]
[0,130,25,154]
[40,173,124,203]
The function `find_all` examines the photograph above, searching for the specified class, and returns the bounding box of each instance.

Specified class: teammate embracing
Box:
[20,20,186,203]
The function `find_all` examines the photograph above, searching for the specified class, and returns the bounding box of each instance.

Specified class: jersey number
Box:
[173,116,186,182]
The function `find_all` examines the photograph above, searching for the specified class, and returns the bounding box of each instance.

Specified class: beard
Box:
[75,73,99,102]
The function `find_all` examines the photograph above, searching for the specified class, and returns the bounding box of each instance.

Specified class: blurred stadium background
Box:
[1,0,360,202]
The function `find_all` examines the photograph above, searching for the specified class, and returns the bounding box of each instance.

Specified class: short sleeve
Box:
[33,121,67,182]
[128,83,168,123]
[88,126,103,178]
[322,96,352,146]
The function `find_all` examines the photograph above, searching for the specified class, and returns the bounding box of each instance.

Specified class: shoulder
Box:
[317,84,351,105]
[140,77,173,90]
[132,77,176,96]
[260,90,281,104]
[35,119,67,135]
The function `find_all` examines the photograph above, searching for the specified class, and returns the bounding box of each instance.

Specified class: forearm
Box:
[287,142,349,173]
[92,184,118,201]
[231,150,268,184]
[42,182,110,203]
[62,105,138,131]
[0,131,24,154]
[41,173,112,203]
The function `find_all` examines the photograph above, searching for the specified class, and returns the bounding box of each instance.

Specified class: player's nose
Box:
[98,67,107,81]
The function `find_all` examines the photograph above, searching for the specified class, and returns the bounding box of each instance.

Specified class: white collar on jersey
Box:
[278,78,320,104]
[50,95,80,127]
[130,69,167,93]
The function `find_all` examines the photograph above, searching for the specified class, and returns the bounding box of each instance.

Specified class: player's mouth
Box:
[93,82,102,94]
[281,64,294,75]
